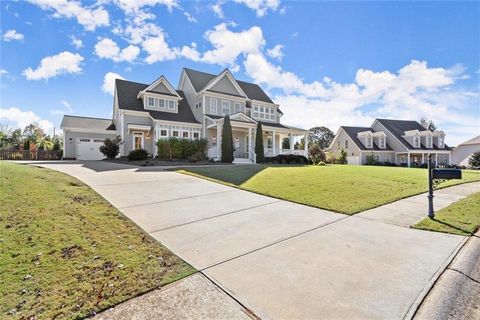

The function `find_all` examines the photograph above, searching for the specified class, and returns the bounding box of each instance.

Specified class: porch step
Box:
[233,158,254,164]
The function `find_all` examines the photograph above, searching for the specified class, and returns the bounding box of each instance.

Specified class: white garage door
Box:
[76,138,105,160]
[347,156,360,165]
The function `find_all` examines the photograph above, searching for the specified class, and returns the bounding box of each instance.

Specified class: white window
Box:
[210,98,218,114]
[267,135,273,148]
[337,141,340,149]
[438,136,444,148]
[168,100,175,110]
[234,102,241,113]
[172,130,179,137]
[374,155,380,161]
[345,140,348,149]
[193,132,200,139]
[379,137,385,148]
[253,106,259,118]
[148,97,155,107]
[133,132,144,149]
[426,136,432,148]
[414,135,420,148]
[366,137,372,148]
[159,99,164,108]
[160,129,167,137]
[252,105,276,121]
[222,100,230,115]
[182,131,189,139]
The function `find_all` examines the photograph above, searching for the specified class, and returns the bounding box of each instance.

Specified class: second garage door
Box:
[76,138,105,160]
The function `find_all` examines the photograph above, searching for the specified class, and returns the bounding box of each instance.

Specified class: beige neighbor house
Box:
[328,119,452,166]
[61,68,310,162]
[451,135,480,166]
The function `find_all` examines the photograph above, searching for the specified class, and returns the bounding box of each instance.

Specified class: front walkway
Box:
[21,161,480,319]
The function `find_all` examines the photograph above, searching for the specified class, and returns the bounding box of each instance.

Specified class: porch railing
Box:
[278,149,307,157]
[249,149,256,163]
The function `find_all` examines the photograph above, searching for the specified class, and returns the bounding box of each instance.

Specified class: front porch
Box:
[396,151,451,167]
[205,114,309,163]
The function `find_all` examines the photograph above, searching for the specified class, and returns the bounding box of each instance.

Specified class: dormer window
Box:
[379,137,385,148]
[413,135,420,148]
[145,96,177,112]
[366,137,372,148]
[438,135,444,148]
[252,105,276,121]
[426,136,433,148]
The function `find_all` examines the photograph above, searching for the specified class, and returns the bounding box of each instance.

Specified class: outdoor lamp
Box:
[212,136,217,144]
[69,138,72,143]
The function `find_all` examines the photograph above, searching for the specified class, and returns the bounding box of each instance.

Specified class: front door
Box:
[233,131,245,158]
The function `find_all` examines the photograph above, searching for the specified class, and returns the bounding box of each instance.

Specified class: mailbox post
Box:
[427,154,435,218]
[427,154,462,219]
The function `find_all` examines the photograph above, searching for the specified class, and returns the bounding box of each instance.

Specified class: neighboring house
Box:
[61,68,310,161]
[451,135,480,166]
[327,119,452,166]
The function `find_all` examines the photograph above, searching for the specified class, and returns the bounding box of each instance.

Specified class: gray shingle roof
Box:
[341,126,394,151]
[183,68,275,104]
[115,79,200,124]
[376,119,451,150]
[61,115,116,131]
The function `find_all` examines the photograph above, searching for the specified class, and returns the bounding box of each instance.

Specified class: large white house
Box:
[328,119,452,166]
[61,68,310,161]
[451,135,480,166]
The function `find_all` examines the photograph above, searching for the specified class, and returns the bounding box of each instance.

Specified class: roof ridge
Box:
[116,78,148,86]
[63,115,112,121]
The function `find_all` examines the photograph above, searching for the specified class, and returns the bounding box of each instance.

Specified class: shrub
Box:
[365,153,376,165]
[23,140,30,151]
[221,116,234,163]
[99,137,121,159]
[308,144,325,164]
[52,139,61,151]
[156,137,207,161]
[468,151,480,168]
[265,154,311,165]
[128,148,148,161]
[325,152,336,164]
[255,123,265,163]
[337,148,348,164]
[317,161,326,166]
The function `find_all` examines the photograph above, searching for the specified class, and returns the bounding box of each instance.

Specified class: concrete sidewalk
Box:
[21,161,479,319]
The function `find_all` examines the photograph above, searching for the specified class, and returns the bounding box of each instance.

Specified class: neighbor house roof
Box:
[376,119,451,150]
[183,68,275,104]
[61,115,116,131]
[115,79,200,124]
[456,135,480,147]
[341,126,394,151]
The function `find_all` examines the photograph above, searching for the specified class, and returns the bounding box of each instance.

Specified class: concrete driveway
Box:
[25,161,479,319]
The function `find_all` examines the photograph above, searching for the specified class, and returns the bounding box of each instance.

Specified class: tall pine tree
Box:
[221,116,234,163]
[255,123,265,163]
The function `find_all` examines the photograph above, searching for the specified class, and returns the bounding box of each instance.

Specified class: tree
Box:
[23,122,46,143]
[308,126,335,149]
[221,116,234,163]
[99,137,121,159]
[23,139,30,151]
[52,139,61,151]
[420,118,437,132]
[337,148,348,164]
[282,137,290,149]
[255,123,265,163]
[468,151,480,168]
[308,144,325,164]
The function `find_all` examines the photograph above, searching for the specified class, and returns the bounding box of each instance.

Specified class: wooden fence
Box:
[0,150,63,160]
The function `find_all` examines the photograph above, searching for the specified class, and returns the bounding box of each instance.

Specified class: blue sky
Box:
[1,0,479,145]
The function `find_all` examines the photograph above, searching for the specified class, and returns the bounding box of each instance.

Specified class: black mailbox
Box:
[432,169,462,180]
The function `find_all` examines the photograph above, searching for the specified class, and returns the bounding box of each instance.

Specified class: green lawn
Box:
[413,192,480,236]
[181,165,480,214]
[0,162,195,319]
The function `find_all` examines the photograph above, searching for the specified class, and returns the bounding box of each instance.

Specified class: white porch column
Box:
[290,134,294,154]
[154,123,158,157]
[435,153,438,165]
[248,127,252,154]
[304,134,309,157]
[422,153,424,164]
[407,152,411,167]
[216,124,222,160]
[272,130,276,156]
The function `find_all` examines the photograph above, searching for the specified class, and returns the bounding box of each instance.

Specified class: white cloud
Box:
[102,72,125,95]
[3,29,24,41]
[50,100,73,115]
[113,0,179,14]
[142,33,177,63]
[179,43,201,61]
[94,38,140,62]
[184,11,197,23]
[266,44,284,60]
[234,0,281,16]
[28,0,109,31]
[70,35,83,49]
[0,69,7,76]
[23,51,84,81]
[201,23,265,66]
[211,2,224,19]
[0,107,54,135]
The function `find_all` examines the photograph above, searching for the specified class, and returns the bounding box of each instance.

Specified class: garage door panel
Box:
[77,138,105,160]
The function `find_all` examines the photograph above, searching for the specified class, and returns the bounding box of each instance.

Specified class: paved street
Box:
[24,161,479,319]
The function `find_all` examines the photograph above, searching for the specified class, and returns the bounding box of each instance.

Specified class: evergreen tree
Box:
[221,116,234,163]
[255,123,265,163]
[23,140,30,151]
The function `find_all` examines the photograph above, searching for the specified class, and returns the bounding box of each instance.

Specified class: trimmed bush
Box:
[128,148,148,161]
[265,154,311,165]
[99,137,121,159]
[365,153,376,165]
[255,123,265,163]
[308,144,325,164]
[221,116,234,163]
[337,148,348,164]
[156,137,207,161]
